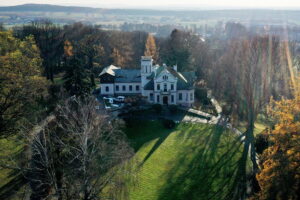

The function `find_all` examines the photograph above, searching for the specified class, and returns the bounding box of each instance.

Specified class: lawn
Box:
[53,77,65,85]
[124,120,246,200]
[0,120,248,199]
[237,121,267,136]
[0,136,24,197]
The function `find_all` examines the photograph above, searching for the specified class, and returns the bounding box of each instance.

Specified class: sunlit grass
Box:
[125,120,245,200]
[237,121,267,136]
[0,137,23,188]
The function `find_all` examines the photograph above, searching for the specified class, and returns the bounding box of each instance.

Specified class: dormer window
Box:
[163,75,168,80]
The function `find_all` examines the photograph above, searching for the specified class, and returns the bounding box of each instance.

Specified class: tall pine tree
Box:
[63,56,91,97]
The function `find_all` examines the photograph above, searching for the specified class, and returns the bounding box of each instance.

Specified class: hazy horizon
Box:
[1,0,300,10]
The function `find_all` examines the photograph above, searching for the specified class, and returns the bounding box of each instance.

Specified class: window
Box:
[179,93,182,100]
[186,94,188,101]
[105,86,109,92]
[157,84,160,90]
[136,85,140,91]
[190,93,193,101]
[157,95,160,103]
[171,95,174,102]
[171,84,174,90]
[164,84,167,92]
[150,93,154,101]
[116,85,119,91]
[122,85,126,91]
[129,85,133,91]
[163,75,168,80]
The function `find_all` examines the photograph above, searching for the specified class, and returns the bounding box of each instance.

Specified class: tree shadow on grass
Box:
[157,125,245,200]
[124,119,174,157]
[140,130,172,165]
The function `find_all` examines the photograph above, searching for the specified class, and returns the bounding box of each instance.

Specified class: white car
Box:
[115,96,125,102]
[103,97,114,104]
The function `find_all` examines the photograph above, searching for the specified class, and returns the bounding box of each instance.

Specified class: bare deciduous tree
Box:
[27,97,135,200]
[212,35,291,198]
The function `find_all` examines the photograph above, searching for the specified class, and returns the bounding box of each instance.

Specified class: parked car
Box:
[115,96,125,102]
[103,97,114,104]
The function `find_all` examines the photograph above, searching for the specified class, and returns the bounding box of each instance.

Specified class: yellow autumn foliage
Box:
[144,34,158,62]
[64,40,73,57]
[0,31,47,137]
[255,76,300,200]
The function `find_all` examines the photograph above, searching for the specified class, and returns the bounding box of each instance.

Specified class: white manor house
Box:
[99,56,196,107]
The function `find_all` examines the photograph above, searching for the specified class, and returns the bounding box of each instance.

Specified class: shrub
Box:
[169,105,178,114]
[255,133,269,154]
[195,88,210,105]
[152,104,162,114]
[123,117,135,128]
[222,105,232,116]
[162,119,176,129]
[49,83,61,98]
[93,88,100,95]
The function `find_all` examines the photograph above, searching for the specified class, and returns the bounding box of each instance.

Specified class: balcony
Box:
[160,89,171,95]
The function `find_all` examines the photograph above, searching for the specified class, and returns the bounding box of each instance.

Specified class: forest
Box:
[0,19,299,200]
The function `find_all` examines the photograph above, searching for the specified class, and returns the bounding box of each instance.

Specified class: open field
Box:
[125,120,247,200]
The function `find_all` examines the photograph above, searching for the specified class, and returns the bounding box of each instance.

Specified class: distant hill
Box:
[0,4,170,14]
[1,3,300,31]
[0,4,103,13]
[2,3,299,16]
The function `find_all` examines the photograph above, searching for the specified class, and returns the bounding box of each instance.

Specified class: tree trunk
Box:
[50,66,54,82]
[46,65,50,80]
[246,117,259,173]
[88,56,93,69]
[88,57,95,87]
[90,74,95,87]
[55,147,63,200]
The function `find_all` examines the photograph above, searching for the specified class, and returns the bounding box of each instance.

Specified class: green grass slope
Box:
[125,121,245,200]
[0,137,23,187]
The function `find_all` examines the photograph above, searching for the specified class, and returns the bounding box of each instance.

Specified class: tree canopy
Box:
[254,78,300,200]
[0,31,47,138]
[144,34,158,62]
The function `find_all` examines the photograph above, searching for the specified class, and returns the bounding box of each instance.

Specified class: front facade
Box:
[99,56,195,107]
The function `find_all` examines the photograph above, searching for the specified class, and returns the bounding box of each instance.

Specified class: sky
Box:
[1,0,300,9]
